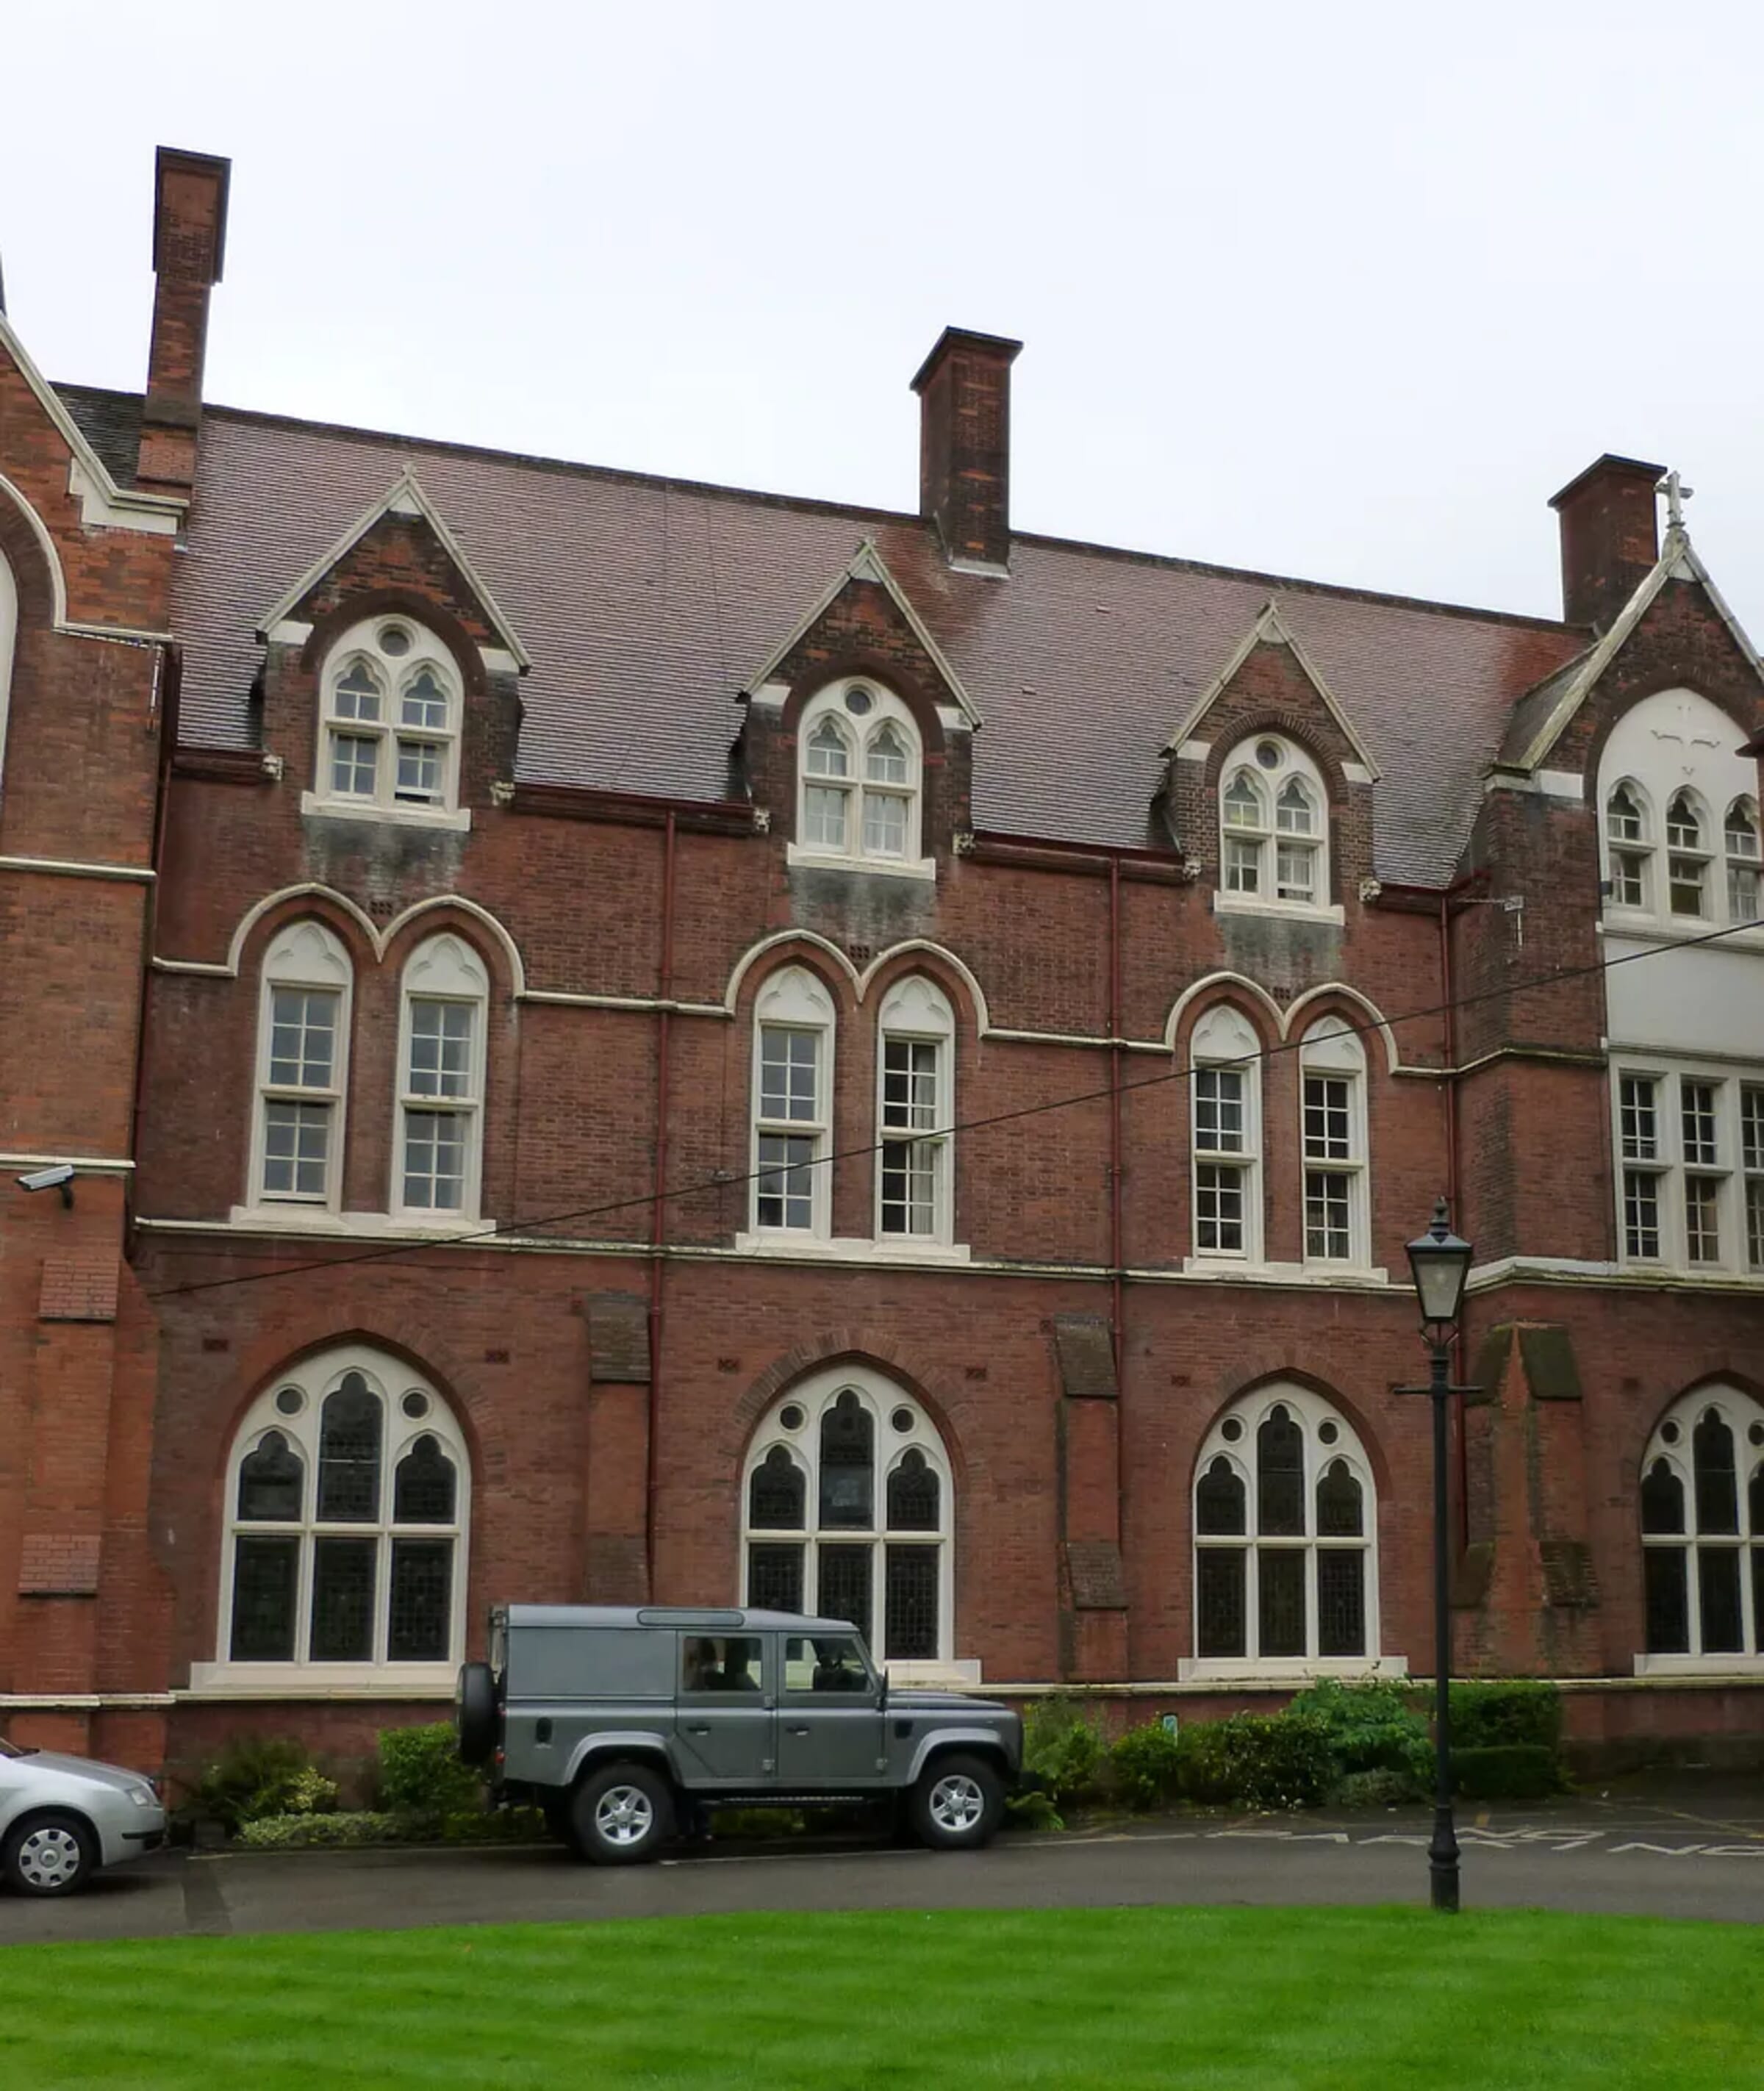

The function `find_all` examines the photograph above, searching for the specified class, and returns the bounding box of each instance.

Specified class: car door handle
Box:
[685,1723,711,1736]
[786,1724,810,1737]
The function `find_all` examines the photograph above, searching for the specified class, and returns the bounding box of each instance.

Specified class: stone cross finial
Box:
[1657,469,1694,531]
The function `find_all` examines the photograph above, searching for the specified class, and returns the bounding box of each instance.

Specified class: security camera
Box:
[16,1163,75,1207]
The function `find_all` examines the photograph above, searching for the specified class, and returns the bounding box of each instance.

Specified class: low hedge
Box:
[237,1807,547,1850]
[376,1721,483,1823]
[1449,1680,1563,1754]
[1176,1712,1335,1812]
[1452,1745,1563,1801]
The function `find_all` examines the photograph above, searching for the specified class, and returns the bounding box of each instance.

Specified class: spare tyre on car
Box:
[455,1660,498,1767]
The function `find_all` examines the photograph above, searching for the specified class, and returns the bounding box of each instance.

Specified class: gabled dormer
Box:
[736,539,979,881]
[1159,600,1381,926]
[254,473,528,834]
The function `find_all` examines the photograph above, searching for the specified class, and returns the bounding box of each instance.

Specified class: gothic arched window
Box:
[249,919,354,1213]
[794,678,926,872]
[312,616,464,823]
[1186,1383,1382,1676]
[210,1348,469,1682]
[1218,736,1328,911]
[742,1370,953,1669]
[1638,1387,1764,1665]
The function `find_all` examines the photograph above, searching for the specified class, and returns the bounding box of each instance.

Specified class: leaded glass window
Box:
[742,1376,953,1668]
[1640,1389,1764,1662]
[1191,1387,1377,1671]
[221,1352,468,1674]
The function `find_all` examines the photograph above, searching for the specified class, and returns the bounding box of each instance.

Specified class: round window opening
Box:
[845,685,875,716]
[379,623,413,657]
[1751,1422,1764,1448]
[1319,1418,1340,1445]
[891,1407,915,1434]
[779,1403,806,1432]
[1661,1419,1681,1445]
[1255,739,1283,770]
[1221,1416,1244,1443]
[402,1390,430,1420]
[273,1385,304,1417]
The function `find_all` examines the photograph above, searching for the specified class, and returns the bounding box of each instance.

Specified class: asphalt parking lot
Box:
[5,1785,1762,1943]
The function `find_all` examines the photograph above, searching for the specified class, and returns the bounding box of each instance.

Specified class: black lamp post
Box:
[1404,1196,1474,1914]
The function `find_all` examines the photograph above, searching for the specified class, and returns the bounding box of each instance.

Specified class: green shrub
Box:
[1020,1697,1107,1812]
[1287,1677,1433,1801]
[237,1810,401,1850]
[1003,1789,1064,1831]
[1452,1744,1564,1801]
[196,1737,317,1833]
[1108,1721,1186,1811]
[376,1721,481,1823]
[1177,1712,1333,1812]
[1330,1767,1421,1810]
[282,1765,340,1817]
[1449,1680,1562,1753]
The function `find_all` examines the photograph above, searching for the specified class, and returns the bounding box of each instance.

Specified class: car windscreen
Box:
[0,1738,30,1758]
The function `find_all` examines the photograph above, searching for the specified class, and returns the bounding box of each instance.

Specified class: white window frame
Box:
[1187,1005,1263,1266]
[739,1366,967,1682]
[1725,796,1761,924]
[393,934,489,1224]
[245,920,353,1217]
[1181,1380,1396,1682]
[788,678,933,880]
[1610,1057,1764,1277]
[1598,692,1764,940]
[1664,788,1715,922]
[301,615,470,832]
[195,1344,470,1694]
[1635,1384,1764,1675]
[0,550,16,800]
[748,966,835,1239]
[1215,735,1338,923]
[1299,1017,1370,1269]
[875,975,955,1247]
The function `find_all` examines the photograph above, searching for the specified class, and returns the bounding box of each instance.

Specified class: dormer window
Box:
[791,680,929,878]
[306,618,466,829]
[1218,737,1328,912]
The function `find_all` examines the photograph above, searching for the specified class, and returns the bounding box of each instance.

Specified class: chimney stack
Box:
[911,326,1022,574]
[1548,453,1666,631]
[138,146,232,495]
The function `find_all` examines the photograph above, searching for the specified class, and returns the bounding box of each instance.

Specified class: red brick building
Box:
[4,150,1763,1784]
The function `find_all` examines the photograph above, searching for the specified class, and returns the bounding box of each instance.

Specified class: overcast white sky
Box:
[4,3,1761,631]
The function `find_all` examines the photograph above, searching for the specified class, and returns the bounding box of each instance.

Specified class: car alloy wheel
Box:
[928,1772,986,1837]
[594,1784,655,1848]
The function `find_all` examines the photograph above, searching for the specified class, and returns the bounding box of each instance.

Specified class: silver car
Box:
[0,1737,167,1895]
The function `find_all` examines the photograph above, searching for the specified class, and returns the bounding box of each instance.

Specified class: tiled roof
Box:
[58,385,1587,886]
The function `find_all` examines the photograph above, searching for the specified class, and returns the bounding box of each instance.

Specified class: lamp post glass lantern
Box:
[1403,1196,1474,1914]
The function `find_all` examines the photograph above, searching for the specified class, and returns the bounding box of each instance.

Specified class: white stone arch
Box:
[856,940,992,1035]
[200,1340,470,1687]
[724,930,859,1014]
[739,1360,960,1677]
[1281,983,1401,1075]
[0,472,68,628]
[1164,972,1283,1053]
[381,896,527,997]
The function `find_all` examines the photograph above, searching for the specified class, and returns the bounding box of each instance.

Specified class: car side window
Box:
[782,1633,872,1697]
[678,1633,765,1696]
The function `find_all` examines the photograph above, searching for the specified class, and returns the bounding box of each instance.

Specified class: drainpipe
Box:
[1438,886,1469,1551]
[645,811,677,1595]
[1109,857,1125,1377]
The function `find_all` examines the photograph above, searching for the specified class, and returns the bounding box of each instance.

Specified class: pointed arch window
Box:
[1605,781,1653,911]
[395,934,489,1221]
[750,966,835,1237]
[742,1371,954,1671]
[1300,1017,1369,1268]
[1188,1005,1263,1263]
[0,550,17,800]
[1725,798,1760,922]
[209,1348,469,1683]
[1218,737,1329,911]
[311,617,465,825]
[794,680,928,873]
[1638,1387,1764,1668]
[1186,1383,1387,1677]
[875,975,956,1244]
[249,920,353,1212]
[1666,791,1712,918]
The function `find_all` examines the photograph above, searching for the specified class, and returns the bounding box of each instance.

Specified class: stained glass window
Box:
[318,1375,382,1521]
[238,1430,304,1522]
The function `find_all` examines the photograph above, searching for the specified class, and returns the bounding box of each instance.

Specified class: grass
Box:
[0,1905,1755,2089]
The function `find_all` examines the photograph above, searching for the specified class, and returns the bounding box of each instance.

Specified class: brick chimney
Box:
[1548,453,1666,631]
[137,147,232,496]
[911,326,1022,574]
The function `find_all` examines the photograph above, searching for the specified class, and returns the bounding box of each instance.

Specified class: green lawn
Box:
[1,1906,1754,2089]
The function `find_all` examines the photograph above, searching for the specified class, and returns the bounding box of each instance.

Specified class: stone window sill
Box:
[184,1663,458,1698]
[1212,892,1346,928]
[785,843,936,883]
[733,1232,972,1267]
[228,1207,487,1238]
[1632,1654,1764,1679]
[300,791,472,834]
[1177,1657,1408,1684]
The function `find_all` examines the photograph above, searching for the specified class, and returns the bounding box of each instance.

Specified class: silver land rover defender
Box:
[455,1604,1022,1865]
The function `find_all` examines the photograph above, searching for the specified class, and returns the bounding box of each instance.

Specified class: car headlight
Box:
[127,1785,159,1810]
